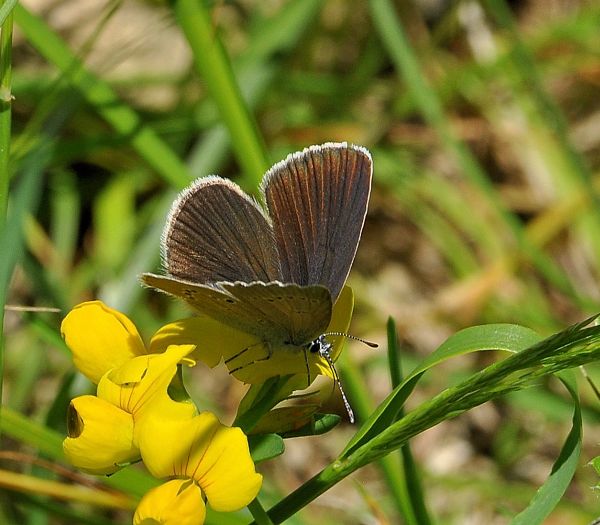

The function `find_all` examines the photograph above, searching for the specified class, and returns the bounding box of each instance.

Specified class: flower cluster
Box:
[61,301,262,524]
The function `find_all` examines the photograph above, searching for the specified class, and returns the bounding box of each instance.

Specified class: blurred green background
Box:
[2,0,600,523]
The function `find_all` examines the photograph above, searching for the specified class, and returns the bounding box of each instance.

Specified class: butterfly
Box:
[142,142,374,421]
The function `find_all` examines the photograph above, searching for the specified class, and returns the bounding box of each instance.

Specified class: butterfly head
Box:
[305,332,377,424]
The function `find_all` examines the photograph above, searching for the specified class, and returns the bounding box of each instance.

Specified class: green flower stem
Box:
[0,8,13,425]
[386,318,432,525]
[259,322,600,523]
[247,498,274,525]
[173,0,269,190]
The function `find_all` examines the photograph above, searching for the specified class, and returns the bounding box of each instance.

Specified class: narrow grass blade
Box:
[13,4,191,189]
[0,7,14,417]
[387,318,433,525]
[368,0,591,309]
[0,0,17,27]
[186,0,321,188]
[510,371,582,525]
[174,0,269,189]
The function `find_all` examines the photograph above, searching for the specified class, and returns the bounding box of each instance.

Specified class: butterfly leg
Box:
[227,342,273,374]
[303,346,313,389]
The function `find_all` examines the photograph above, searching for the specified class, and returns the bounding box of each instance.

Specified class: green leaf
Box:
[510,371,582,524]
[342,323,542,458]
[591,456,600,476]
[0,0,17,27]
[248,433,285,463]
[279,413,340,438]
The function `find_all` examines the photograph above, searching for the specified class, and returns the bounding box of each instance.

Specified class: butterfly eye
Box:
[307,339,322,354]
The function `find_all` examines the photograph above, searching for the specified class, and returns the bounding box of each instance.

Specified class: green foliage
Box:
[1,0,600,524]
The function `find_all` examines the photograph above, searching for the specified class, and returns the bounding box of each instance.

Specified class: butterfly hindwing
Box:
[162,176,281,285]
[142,273,331,346]
[261,143,372,302]
[220,281,331,346]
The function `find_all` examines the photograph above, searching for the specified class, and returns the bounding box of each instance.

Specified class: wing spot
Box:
[225,298,235,304]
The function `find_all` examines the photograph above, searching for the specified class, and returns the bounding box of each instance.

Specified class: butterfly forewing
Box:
[262,143,372,302]
[142,274,331,345]
[162,176,281,284]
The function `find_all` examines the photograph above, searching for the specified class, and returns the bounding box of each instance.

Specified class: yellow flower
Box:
[150,286,354,387]
[63,344,197,475]
[133,479,205,525]
[137,411,262,516]
[61,301,149,384]
[97,344,197,427]
[63,395,137,475]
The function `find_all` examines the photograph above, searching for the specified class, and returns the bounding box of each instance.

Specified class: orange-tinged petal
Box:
[61,301,147,383]
[62,395,138,475]
[134,479,205,525]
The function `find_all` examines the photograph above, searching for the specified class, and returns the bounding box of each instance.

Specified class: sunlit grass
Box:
[1,1,600,524]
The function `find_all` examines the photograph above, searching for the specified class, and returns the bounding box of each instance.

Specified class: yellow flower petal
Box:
[134,479,205,525]
[138,412,262,512]
[150,316,259,368]
[194,422,262,511]
[62,395,138,475]
[97,345,197,431]
[326,286,354,359]
[138,412,219,479]
[61,301,147,384]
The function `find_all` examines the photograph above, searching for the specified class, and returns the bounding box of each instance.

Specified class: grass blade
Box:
[510,371,582,524]
[13,4,191,189]
[174,0,269,189]
[0,8,13,417]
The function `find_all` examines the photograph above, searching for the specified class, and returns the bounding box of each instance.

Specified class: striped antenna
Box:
[321,331,378,348]
[307,333,377,423]
[320,348,355,424]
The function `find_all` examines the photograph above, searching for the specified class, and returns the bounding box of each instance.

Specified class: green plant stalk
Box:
[339,355,417,524]
[13,4,191,189]
[0,9,13,428]
[259,322,600,523]
[368,0,592,310]
[386,318,432,525]
[174,0,270,189]
[247,498,274,525]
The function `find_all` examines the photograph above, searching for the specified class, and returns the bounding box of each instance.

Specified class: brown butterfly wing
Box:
[161,176,281,284]
[262,143,372,301]
[141,274,331,346]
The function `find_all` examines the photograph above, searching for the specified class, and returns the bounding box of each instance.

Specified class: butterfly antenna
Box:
[321,349,355,424]
[321,331,378,348]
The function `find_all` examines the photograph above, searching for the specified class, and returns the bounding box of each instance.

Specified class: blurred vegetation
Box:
[1,0,600,524]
